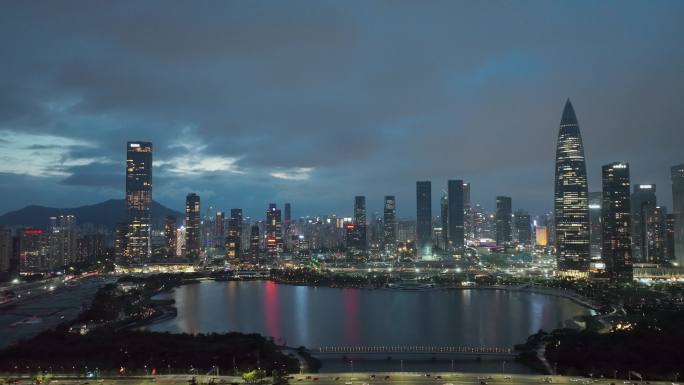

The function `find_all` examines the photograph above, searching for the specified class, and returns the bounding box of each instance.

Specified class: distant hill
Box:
[0,199,182,231]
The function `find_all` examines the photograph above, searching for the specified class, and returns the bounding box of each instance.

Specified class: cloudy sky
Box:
[1,0,683,219]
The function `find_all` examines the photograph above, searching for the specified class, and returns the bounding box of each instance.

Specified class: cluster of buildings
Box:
[2,99,683,281]
[0,215,107,277]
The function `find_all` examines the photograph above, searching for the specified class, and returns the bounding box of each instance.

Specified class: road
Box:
[0,372,669,385]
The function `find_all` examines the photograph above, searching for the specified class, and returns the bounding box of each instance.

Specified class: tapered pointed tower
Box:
[554,99,590,276]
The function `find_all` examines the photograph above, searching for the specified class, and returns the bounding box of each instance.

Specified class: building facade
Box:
[125,141,153,263]
[383,196,397,256]
[416,181,432,259]
[447,180,464,251]
[602,162,633,281]
[671,164,684,266]
[495,196,512,245]
[554,100,590,274]
[185,193,201,259]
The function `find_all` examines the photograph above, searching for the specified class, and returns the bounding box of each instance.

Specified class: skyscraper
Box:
[646,206,667,263]
[164,216,177,258]
[514,210,531,245]
[125,141,152,263]
[353,196,367,252]
[447,180,464,250]
[554,100,590,275]
[266,204,282,256]
[602,162,632,281]
[383,196,397,256]
[250,224,260,260]
[185,193,201,259]
[631,184,657,262]
[495,196,512,245]
[416,181,432,259]
[440,192,449,254]
[284,203,292,250]
[671,164,684,266]
[588,192,603,260]
[226,209,243,261]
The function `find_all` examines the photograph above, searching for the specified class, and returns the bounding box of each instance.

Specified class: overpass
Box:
[314,346,514,356]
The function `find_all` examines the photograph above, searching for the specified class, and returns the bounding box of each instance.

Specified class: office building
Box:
[514,210,531,245]
[185,193,201,259]
[416,181,432,259]
[447,180,465,250]
[164,216,177,258]
[671,164,684,266]
[440,192,449,253]
[602,162,632,281]
[588,192,603,260]
[554,100,590,274]
[383,196,397,255]
[266,204,283,256]
[226,209,243,260]
[352,196,367,252]
[495,196,512,245]
[125,141,152,263]
[631,184,657,262]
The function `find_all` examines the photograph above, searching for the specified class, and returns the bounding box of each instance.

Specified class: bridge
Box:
[314,346,514,356]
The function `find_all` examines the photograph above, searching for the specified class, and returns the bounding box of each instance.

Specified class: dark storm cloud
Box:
[1,0,683,217]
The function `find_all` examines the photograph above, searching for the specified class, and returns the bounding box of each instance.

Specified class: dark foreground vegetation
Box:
[0,273,311,376]
[0,327,299,375]
[517,308,684,380]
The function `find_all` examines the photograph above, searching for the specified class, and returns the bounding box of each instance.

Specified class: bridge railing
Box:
[316,346,513,354]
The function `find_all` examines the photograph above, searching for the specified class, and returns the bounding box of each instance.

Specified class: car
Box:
[480,381,488,385]
[504,377,512,380]
[334,377,340,381]
[370,375,376,379]
[384,376,390,381]
[297,379,303,382]
[544,378,553,383]
[435,376,442,380]
[313,378,319,381]
[345,382,352,385]
[426,374,431,377]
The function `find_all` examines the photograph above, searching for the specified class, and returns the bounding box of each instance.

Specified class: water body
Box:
[149,280,591,373]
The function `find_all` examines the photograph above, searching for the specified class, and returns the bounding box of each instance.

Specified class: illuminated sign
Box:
[23,229,43,235]
[613,164,627,169]
[639,184,653,189]
[129,143,140,148]
[588,204,601,209]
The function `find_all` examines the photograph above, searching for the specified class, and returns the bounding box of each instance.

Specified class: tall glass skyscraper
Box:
[226,208,242,261]
[125,141,152,263]
[185,193,201,259]
[554,100,590,275]
[383,196,397,256]
[602,162,632,281]
[495,196,512,245]
[353,196,367,252]
[672,164,684,266]
[631,184,657,262]
[447,180,464,251]
[416,181,432,259]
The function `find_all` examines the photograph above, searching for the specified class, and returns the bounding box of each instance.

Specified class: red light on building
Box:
[23,229,43,235]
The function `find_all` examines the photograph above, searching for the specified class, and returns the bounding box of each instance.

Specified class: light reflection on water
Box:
[150,280,590,350]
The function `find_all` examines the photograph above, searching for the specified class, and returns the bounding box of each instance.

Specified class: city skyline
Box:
[1,1,683,218]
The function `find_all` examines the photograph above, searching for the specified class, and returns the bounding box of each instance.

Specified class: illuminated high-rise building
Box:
[535,226,548,247]
[416,181,432,259]
[588,192,603,260]
[284,203,292,251]
[631,184,657,262]
[646,206,667,263]
[602,162,632,281]
[215,211,225,251]
[554,100,590,274]
[495,196,512,245]
[266,204,282,256]
[440,192,449,253]
[671,164,684,266]
[226,209,243,260]
[666,213,676,262]
[185,193,201,259]
[250,224,260,260]
[447,180,464,250]
[352,196,367,252]
[164,216,177,258]
[125,141,152,263]
[514,210,531,245]
[383,196,397,255]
